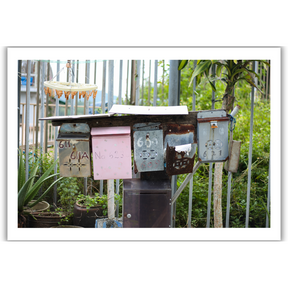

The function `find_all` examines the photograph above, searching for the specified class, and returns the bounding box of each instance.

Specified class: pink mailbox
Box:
[91,126,132,180]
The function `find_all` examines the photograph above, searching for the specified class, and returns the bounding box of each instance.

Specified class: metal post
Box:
[108,60,115,219]
[70,60,75,115]
[108,60,114,111]
[65,61,69,116]
[25,60,31,181]
[245,61,256,228]
[130,60,136,105]
[115,60,123,216]
[225,90,235,228]
[84,60,90,115]
[53,60,60,206]
[142,60,144,104]
[168,60,181,227]
[207,63,215,228]
[101,60,107,113]
[75,60,79,115]
[135,60,141,105]
[44,61,50,153]
[40,61,45,155]
[148,60,151,105]
[266,157,271,227]
[153,60,158,106]
[118,60,123,104]
[18,60,21,153]
[35,61,40,152]
[83,60,90,195]
[126,60,129,105]
[168,60,180,106]
[93,60,97,113]
[188,60,197,228]
[162,60,165,103]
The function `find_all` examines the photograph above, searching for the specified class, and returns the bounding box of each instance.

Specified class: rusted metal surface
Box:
[164,123,196,175]
[163,123,196,144]
[166,145,196,175]
[197,116,230,123]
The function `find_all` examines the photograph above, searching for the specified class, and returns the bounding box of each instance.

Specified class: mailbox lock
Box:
[210,121,218,128]
[127,214,131,218]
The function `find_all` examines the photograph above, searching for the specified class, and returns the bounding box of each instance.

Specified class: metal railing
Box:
[19,59,271,228]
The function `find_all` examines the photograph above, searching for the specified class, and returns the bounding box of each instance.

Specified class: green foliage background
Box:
[139,60,270,228]
[24,59,270,228]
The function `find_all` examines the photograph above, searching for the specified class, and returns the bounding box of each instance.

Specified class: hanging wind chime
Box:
[43,61,98,101]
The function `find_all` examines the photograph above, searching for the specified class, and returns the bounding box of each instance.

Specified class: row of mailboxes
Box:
[56,110,230,179]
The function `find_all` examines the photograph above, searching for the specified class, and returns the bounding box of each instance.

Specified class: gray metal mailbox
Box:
[57,123,91,177]
[133,123,164,173]
[197,110,230,163]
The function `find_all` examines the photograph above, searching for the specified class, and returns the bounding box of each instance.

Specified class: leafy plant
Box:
[76,193,122,216]
[18,150,63,214]
[57,177,81,214]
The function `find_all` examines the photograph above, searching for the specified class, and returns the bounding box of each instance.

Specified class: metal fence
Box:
[18,59,271,228]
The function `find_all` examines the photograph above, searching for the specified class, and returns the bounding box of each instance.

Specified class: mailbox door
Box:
[164,123,196,175]
[197,110,229,163]
[58,138,91,177]
[133,129,164,173]
[91,126,132,180]
[123,179,171,228]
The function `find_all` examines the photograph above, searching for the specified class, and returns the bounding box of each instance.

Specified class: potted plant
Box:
[18,150,63,227]
[73,193,122,228]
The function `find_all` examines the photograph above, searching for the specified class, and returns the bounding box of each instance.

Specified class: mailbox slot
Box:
[57,123,91,177]
[197,110,229,163]
[91,126,132,180]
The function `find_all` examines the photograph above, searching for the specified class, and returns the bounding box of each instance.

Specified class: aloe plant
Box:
[18,151,63,213]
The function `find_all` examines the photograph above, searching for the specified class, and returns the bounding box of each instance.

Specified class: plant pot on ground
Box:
[18,150,63,228]
[28,211,72,228]
[23,200,50,213]
[73,195,106,228]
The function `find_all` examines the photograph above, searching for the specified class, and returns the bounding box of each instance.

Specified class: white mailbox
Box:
[197,110,230,163]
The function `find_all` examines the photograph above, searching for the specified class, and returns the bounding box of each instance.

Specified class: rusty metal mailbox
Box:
[197,110,230,163]
[164,123,197,175]
[91,126,132,180]
[57,123,91,177]
[133,123,164,173]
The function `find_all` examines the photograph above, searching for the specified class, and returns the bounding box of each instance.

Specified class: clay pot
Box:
[73,200,104,228]
[28,212,72,228]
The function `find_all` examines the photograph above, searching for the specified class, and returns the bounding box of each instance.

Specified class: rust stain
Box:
[197,116,230,123]
[166,144,195,176]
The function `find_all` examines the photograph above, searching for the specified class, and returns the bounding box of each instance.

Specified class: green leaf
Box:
[18,150,26,191]
[231,68,248,80]
[28,177,64,208]
[216,64,223,77]
[24,159,58,205]
[18,175,37,212]
[178,60,188,70]
[189,60,212,87]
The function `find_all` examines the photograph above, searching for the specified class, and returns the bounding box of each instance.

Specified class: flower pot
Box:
[73,200,104,228]
[18,214,27,228]
[28,212,72,228]
[24,200,50,213]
